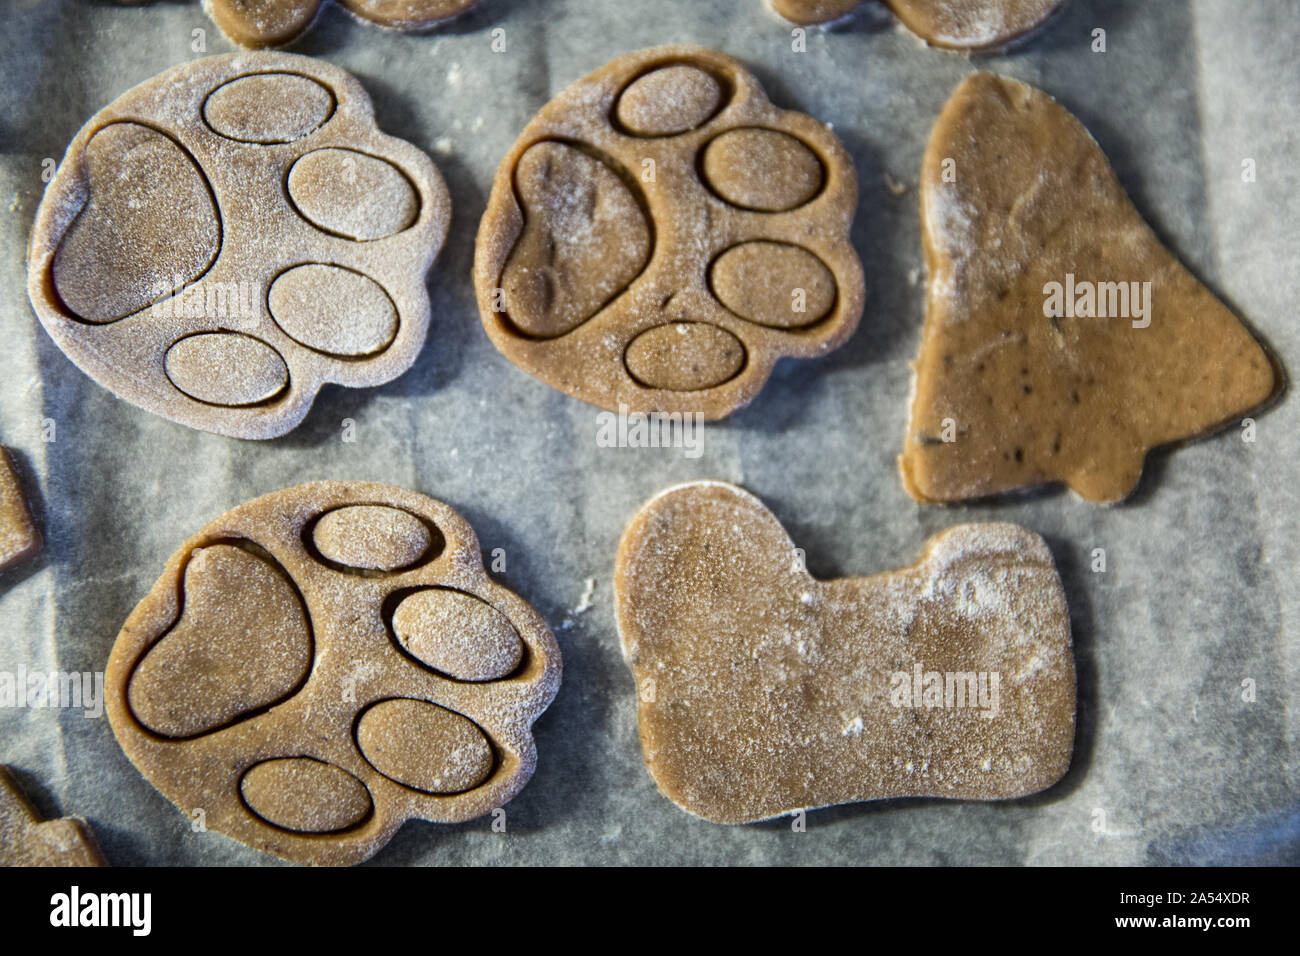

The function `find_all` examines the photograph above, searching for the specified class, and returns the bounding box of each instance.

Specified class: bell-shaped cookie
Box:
[902,73,1280,504]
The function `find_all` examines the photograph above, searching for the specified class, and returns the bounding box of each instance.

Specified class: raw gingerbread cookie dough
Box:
[773,0,1065,51]
[105,482,560,865]
[203,0,482,48]
[772,0,866,26]
[28,52,451,440]
[902,74,1281,504]
[614,481,1075,824]
[0,448,41,572]
[474,45,864,420]
[0,766,107,866]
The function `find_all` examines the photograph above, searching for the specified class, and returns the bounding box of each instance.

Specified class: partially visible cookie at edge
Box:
[203,0,482,49]
[0,766,107,866]
[771,0,866,26]
[0,447,41,572]
[772,0,1065,51]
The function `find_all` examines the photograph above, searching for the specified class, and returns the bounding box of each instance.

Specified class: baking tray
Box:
[0,0,1296,864]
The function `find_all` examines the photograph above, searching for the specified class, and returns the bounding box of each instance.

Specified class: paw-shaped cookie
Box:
[105,482,560,865]
[204,0,482,49]
[0,448,41,573]
[28,53,450,439]
[615,481,1075,823]
[773,0,1065,51]
[0,766,107,866]
[474,45,864,420]
[902,74,1281,504]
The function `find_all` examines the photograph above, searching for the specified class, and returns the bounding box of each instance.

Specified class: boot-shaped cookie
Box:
[902,73,1280,504]
[773,0,1064,51]
[615,481,1075,823]
[106,482,560,865]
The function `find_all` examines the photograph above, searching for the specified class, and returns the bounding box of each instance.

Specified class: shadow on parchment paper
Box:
[341,67,429,155]
[85,742,210,867]
[1145,808,1300,866]
[366,692,580,862]
[365,689,577,863]
[271,257,483,451]
[2,764,62,823]
[979,0,1123,58]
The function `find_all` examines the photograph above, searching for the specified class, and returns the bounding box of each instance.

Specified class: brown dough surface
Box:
[474,45,864,420]
[0,448,41,572]
[614,481,1075,824]
[773,0,1064,50]
[203,0,481,49]
[106,481,560,865]
[902,74,1281,504]
[772,0,867,25]
[0,766,106,866]
[28,53,451,440]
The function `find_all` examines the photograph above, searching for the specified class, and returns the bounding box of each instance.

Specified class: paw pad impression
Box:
[474,45,864,420]
[614,481,1075,824]
[902,74,1281,504]
[106,482,560,865]
[28,53,451,439]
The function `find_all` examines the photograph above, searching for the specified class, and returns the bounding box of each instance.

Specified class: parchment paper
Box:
[1,0,1296,865]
